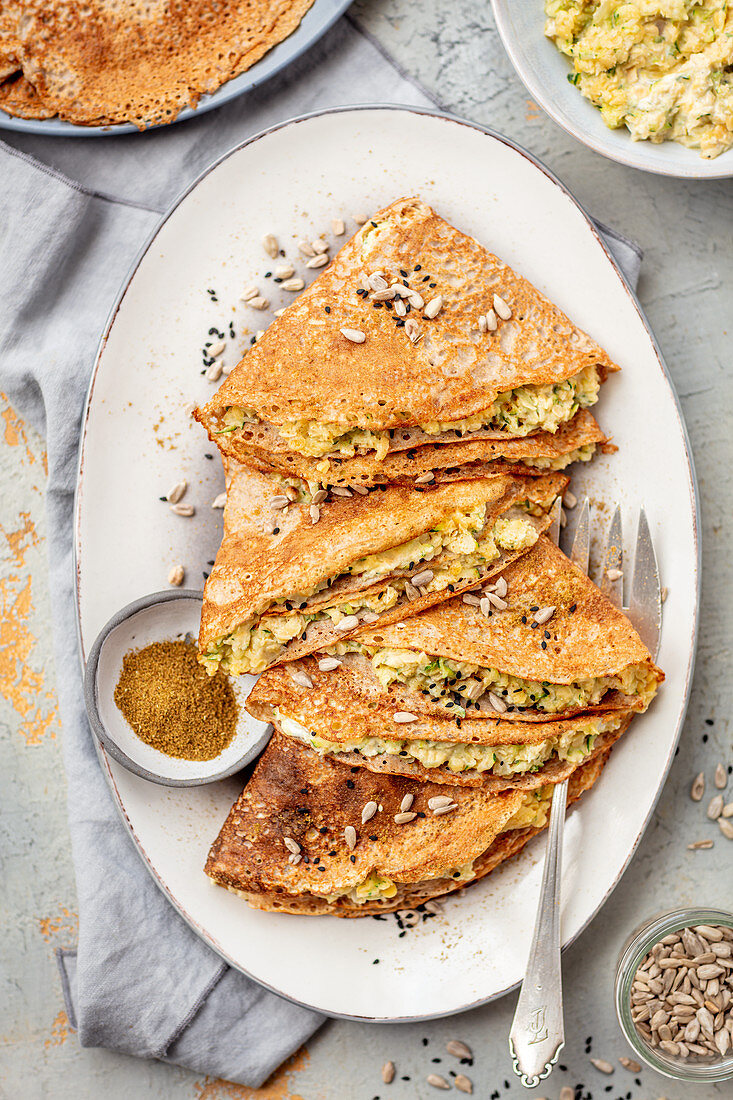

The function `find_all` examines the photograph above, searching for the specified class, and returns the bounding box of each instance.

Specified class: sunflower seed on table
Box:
[691,772,706,801]
[273,307,286,317]
[344,825,357,851]
[306,254,329,268]
[274,262,294,279]
[563,489,578,509]
[394,712,419,724]
[318,656,341,672]
[211,492,226,509]
[493,293,512,319]
[394,811,417,824]
[707,794,725,820]
[298,240,316,257]
[255,329,265,341]
[423,295,443,319]
[247,296,269,310]
[168,564,185,587]
[340,327,366,343]
[205,361,223,381]
[283,836,300,855]
[606,567,623,582]
[426,1074,450,1089]
[688,838,714,850]
[167,480,187,503]
[170,502,194,516]
[446,1040,472,1059]
[239,285,259,301]
[331,217,345,236]
[715,763,728,789]
[262,233,279,258]
[381,1060,395,1084]
[559,1088,574,1100]
[281,277,305,292]
[311,238,328,254]
[361,801,377,824]
[335,615,359,632]
[424,900,442,914]
[290,669,313,690]
[352,213,367,225]
[589,1058,614,1074]
[309,504,320,525]
[454,1075,473,1094]
[718,817,733,839]
[618,1056,641,1072]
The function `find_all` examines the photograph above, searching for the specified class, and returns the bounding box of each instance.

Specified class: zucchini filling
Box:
[217,365,600,458]
[331,646,658,718]
[203,506,543,675]
[276,711,622,776]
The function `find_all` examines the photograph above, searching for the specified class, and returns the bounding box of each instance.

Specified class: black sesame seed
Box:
[705,718,714,726]
[703,733,708,742]
[346,779,354,789]
[541,641,547,649]
[273,277,282,284]
[399,269,408,277]
[325,306,331,313]
[422,1038,429,1046]
[414,264,422,271]
[202,571,209,579]
[569,603,577,613]
[349,855,356,864]
[373,959,379,965]
[370,834,377,841]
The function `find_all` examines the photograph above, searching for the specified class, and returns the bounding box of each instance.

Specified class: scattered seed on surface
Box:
[352,214,367,225]
[462,593,481,607]
[361,801,378,824]
[381,1061,395,1084]
[283,836,300,855]
[211,492,226,509]
[306,254,329,268]
[394,811,417,824]
[718,818,733,840]
[707,794,724,820]
[167,480,187,504]
[454,1075,473,1094]
[493,293,512,319]
[288,853,301,866]
[262,233,278,258]
[590,1058,614,1074]
[281,277,305,291]
[318,656,341,672]
[170,502,194,517]
[298,240,316,257]
[722,802,733,818]
[206,361,223,381]
[275,263,294,278]
[445,1040,472,1060]
[239,285,259,301]
[426,1074,450,1090]
[618,1057,641,1072]
[691,772,706,801]
[247,296,269,310]
[344,825,357,851]
[533,605,556,625]
[207,339,225,358]
[424,295,443,319]
[563,489,578,509]
[394,712,419,724]
[428,795,455,810]
[559,1088,574,1100]
[688,839,714,849]
[331,217,345,236]
[290,669,313,690]
[714,763,728,789]
[433,803,458,816]
[341,327,366,343]
[400,794,414,813]
[485,308,498,331]
[606,568,623,582]
[168,564,184,587]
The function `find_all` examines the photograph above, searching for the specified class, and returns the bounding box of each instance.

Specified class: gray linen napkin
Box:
[0,16,642,1088]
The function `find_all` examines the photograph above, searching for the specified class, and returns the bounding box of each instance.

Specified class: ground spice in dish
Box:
[114,640,238,760]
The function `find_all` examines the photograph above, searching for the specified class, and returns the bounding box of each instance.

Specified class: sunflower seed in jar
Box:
[690,772,705,801]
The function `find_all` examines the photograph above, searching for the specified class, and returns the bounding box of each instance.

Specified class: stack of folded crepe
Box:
[195,197,663,917]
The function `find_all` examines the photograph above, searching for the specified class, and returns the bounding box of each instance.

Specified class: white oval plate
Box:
[75,106,699,1021]
[491,1,733,180]
[0,0,351,137]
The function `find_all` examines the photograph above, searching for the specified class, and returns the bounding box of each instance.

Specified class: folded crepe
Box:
[199,463,566,675]
[247,654,633,788]
[204,732,612,916]
[195,197,618,485]
[327,535,664,721]
[236,408,610,491]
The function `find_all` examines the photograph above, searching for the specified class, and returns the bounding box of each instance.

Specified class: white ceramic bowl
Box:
[491,1,733,179]
[83,590,271,785]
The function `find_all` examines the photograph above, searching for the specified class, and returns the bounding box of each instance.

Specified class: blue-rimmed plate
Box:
[0,0,351,137]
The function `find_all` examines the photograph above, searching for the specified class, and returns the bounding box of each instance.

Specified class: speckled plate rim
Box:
[0,0,352,137]
[82,588,272,787]
[73,104,700,1022]
[491,0,733,180]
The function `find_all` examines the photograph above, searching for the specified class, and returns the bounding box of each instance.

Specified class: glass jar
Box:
[615,907,733,1083]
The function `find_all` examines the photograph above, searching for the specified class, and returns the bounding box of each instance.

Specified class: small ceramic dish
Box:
[491,1,733,180]
[83,589,271,786]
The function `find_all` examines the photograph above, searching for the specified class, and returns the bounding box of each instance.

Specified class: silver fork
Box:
[509,498,662,1087]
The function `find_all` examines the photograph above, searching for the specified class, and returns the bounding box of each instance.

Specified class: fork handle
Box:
[509,778,568,1086]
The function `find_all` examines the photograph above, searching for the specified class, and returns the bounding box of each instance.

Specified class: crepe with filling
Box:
[204,731,612,916]
[196,197,619,483]
[224,408,610,490]
[199,463,566,675]
[246,654,634,788]
[328,535,663,721]
[0,1,316,128]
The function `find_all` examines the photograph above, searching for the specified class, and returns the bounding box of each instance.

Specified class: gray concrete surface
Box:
[2,2,732,1097]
